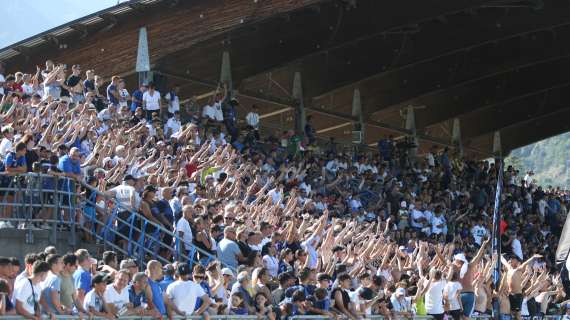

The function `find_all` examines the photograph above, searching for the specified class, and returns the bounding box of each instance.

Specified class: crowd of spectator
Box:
[0,58,569,320]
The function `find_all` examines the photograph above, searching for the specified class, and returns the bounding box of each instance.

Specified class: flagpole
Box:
[491,158,504,320]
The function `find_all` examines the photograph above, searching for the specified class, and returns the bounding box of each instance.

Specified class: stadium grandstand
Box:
[0,0,568,319]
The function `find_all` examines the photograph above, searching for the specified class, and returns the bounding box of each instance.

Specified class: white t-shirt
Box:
[12,278,40,315]
[202,105,216,120]
[411,209,425,228]
[142,90,161,111]
[0,138,13,157]
[262,255,279,278]
[431,214,446,235]
[165,92,180,113]
[471,225,488,245]
[84,289,105,312]
[175,218,193,251]
[110,184,137,209]
[104,284,129,310]
[512,238,523,260]
[119,88,130,108]
[444,281,463,311]
[165,118,182,137]
[425,280,446,314]
[166,280,206,316]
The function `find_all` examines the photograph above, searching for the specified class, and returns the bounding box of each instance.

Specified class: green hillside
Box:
[505,132,570,188]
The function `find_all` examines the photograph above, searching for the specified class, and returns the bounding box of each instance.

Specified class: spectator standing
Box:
[103,269,133,317]
[66,65,83,104]
[72,249,96,306]
[217,227,245,269]
[128,272,159,317]
[425,270,446,320]
[246,104,260,141]
[58,254,83,314]
[164,111,182,139]
[145,260,167,316]
[39,254,70,316]
[166,263,211,317]
[13,261,50,320]
[160,265,175,292]
[444,271,463,320]
[130,84,146,113]
[164,86,180,117]
[142,82,161,121]
[117,79,130,109]
[106,76,120,109]
[224,97,239,144]
[304,115,316,145]
[83,273,113,319]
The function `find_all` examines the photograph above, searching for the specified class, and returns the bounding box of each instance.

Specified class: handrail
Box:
[77,176,232,270]
[0,172,232,271]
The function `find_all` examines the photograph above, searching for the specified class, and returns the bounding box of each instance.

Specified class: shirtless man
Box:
[501,253,542,320]
[453,237,490,318]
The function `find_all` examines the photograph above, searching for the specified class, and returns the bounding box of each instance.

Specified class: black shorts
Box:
[449,309,462,320]
[509,293,523,312]
[429,313,444,320]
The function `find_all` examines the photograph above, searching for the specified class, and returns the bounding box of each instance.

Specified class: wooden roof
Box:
[3,0,570,157]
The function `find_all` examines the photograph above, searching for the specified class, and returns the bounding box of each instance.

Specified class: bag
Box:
[28,279,40,316]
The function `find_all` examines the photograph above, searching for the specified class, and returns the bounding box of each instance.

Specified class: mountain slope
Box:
[505,132,570,188]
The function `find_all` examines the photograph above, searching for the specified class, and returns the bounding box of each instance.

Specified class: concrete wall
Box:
[0,229,97,261]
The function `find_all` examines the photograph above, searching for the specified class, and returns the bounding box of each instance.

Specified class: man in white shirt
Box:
[431,207,447,236]
[13,261,50,319]
[164,112,182,138]
[512,232,524,261]
[0,126,14,158]
[245,105,260,140]
[142,83,161,121]
[175,205,194,254]
[470,218,488,246]
[104,269,134,316]
[83,274,114,319]
[164,86,180,115]
[166,263,210,317]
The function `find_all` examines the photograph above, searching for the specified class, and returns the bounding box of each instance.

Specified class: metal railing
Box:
[1,315,563,320]
[0,172,232,271]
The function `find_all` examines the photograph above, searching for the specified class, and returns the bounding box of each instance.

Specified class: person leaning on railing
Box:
[0,142,27,229]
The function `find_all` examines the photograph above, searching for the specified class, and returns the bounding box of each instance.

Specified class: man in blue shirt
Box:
[145,261,167,316]
[106,76,120,108]
[130,84,147,113]
[72,249,95,306]
[4,142,27,174]
[159,264,175,292]
[58,147,81,181]
[0,142,27,228]
[128,272,160,317]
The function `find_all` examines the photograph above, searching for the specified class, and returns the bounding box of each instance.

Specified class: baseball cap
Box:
[91,273,109,286]
[358,287,374,300]
[144,185,158,192]
[176,263,191,276]
[396,288,406,296]
[221,268,234,278]
[123,174,136,182]
[317,273,331,282]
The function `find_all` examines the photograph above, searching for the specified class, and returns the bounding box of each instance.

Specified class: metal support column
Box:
[292,72,305,136]
[493,131,502,157]
[136,27,151,86]
[220,51,233,97]
[405,106,418,163]
[351,88,364,150]
[451,118,463,157]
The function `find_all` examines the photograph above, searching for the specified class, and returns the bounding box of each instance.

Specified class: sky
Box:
[0,0,124,48]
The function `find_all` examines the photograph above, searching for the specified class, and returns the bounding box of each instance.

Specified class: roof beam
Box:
[460,84,570,141]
